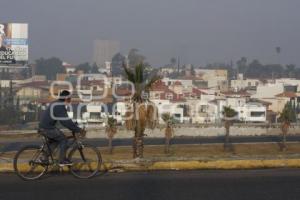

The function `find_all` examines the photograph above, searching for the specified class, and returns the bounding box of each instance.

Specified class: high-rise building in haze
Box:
[93,40,120,69]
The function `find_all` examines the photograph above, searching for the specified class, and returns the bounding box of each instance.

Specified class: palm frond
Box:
[106,117,117,138]
[137,103,147,130]
[222,106,237,119]
[279,102,296,124]
[135,63,144,84]
[165,126,173,138]
[145,75,161,91]
[125,111,135,130]
[122,62,136,83]
[161,112,172,123]
[146,103,158,129]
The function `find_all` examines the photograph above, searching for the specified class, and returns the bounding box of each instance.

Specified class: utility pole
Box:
[177,56,180,75]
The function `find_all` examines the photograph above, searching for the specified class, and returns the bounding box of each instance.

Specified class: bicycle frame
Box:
[14,128,100,180]
[38,131,84,166]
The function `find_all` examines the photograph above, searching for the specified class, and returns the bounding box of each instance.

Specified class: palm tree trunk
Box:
[133,126,138,158]
[165,137,170,154]
[281,123,289,151]
[108,137,113,154]
[136,120,144,158]
[224,121,230,151]
[132,102,138,158]
[282,130,287,151]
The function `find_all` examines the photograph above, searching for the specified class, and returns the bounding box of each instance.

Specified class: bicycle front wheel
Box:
[13,145,48,181]
[68,144,102,179]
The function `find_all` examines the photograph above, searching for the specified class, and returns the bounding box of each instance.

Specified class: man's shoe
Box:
[59,159,73,167]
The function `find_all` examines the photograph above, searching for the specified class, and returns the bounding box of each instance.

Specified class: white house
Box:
[162,78,193,89]
[82,103,107,123]
[231,79,261,90]
[151,99,185,123]
[235,102,267,123]
[113,101,128,124]
[252,83,284,99]
[194,69,228,89]
[187,99,218,123]
[214,90,267,123]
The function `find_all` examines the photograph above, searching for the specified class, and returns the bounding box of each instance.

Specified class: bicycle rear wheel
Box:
[13,145,48,180]
[68,144,102,179]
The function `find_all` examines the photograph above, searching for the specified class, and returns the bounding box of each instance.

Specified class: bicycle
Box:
[13,129,102,180]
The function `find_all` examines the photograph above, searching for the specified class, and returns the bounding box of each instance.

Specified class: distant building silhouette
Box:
[93,40,120,69]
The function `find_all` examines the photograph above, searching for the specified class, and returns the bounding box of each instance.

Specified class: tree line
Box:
[35,57,100,80]
[33,48,150,80]
[0,81,21,126]
[235,57,298,79]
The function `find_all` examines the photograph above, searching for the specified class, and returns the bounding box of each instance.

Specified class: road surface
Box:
[0,169,300,200]
[1,135,300,152]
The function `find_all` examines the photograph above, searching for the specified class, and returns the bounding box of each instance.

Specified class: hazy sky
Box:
[1,0,300,67]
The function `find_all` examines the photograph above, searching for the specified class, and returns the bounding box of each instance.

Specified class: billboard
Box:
[0,23,28,65]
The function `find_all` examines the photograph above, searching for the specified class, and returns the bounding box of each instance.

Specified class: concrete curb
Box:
[2,159,300,173]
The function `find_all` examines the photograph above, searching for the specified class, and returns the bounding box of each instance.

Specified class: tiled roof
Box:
[221,90,251,97]
[18,81,49,90]
[192,88,207,95]
[275,91,297,98]
[115,88,133,96]
[159,89,185,102]
[250,98,272,105]
[173,81,182,86]
[150,80,168,91]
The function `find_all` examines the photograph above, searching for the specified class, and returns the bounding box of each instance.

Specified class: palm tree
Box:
[123,63,160,158]
[105,117,117,154]
[161,113,174,154]
[170,57,177,67]
[222,106,237,151]
[279,103,296,151]
[276,46,281,64]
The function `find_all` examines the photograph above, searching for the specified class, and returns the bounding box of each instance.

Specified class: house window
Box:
[200,105,208,113]
[166,93,173,100]
[250,112,265,117]
[173,114,181,118]
[90,112,101,119]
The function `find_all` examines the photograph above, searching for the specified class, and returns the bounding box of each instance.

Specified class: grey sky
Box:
[1,0,300,67]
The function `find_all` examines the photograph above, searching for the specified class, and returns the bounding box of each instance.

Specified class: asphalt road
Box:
[1,135,300,152]
[0,169,300,200]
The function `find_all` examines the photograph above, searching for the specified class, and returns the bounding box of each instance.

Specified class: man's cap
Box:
[59,90,71,101]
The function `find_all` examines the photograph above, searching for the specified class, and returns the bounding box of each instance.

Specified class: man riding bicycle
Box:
[39,90,85,166]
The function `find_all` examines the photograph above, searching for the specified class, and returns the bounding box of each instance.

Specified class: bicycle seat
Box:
[37,128,47,137]
[37,129,57,143]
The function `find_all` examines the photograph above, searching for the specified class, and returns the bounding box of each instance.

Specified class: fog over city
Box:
[1,0,300,66]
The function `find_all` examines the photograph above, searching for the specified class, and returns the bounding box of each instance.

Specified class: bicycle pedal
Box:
[58,163,73,167]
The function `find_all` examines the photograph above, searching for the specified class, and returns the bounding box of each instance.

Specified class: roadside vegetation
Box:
[161,112,174,154]
[222,106,238,151]
[279,102,296,151]
[105,117,117,154]
[123,63,160,158]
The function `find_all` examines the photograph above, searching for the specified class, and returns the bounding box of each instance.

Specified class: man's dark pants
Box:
[44,128,67,162]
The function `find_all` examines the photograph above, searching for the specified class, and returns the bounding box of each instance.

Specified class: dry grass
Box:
[2,143,300,163]
[100,142,300,161]
[0,134,38,141]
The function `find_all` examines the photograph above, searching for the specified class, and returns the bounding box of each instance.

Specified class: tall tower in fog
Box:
[93,40,120,68]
